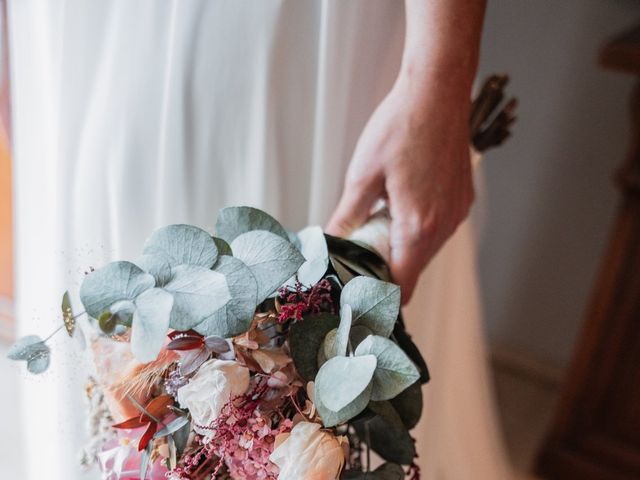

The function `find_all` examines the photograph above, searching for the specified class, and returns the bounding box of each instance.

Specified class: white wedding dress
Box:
[8,1,511,479]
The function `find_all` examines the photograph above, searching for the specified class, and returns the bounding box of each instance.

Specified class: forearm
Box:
[401,0,486,94]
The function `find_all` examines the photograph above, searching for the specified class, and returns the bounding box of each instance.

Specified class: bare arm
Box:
[326,0,486,303]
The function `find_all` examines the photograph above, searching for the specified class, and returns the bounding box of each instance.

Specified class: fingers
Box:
[325,172,384,237]
[389,212,438,304]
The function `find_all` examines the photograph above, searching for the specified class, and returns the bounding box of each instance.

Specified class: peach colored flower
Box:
[269,422,347,480]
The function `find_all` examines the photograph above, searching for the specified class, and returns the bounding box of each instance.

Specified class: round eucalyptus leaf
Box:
[164,265,231,330]
[321,328,339,361]
[131,288,174,362]
[194,256,258,338]
[341,277,400,338]
[212,237,232,257]
[7,335,46,361]
[144,224,218,269]
[349,325,373,350]
[289,313,339,380]
[315,381,373,428]
[98,312,116,334]
[135,253,172,286]
[390,381,423,429]
[26,345,51,374]
[315,354,377,412]
[80,261,155,319]
[355,335,420,401]
[215,206,289,243]
[110,299,135,327]
[231,230,304,303]
[335,304,352,355]
[282,226,328,288]
[354,402,416,465]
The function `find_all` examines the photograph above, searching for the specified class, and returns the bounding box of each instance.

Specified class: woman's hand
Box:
[326,71,474,303]
[326,0,486,303]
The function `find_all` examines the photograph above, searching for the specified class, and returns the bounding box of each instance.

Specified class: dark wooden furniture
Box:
[536,25,640,480]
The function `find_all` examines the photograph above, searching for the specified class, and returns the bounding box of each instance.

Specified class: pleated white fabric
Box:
[8,1,511,478]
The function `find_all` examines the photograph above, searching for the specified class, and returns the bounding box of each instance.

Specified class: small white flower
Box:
[269,421,347,480]
[177,359,250,435]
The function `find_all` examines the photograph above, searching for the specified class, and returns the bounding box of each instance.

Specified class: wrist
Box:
[393,61,474,115]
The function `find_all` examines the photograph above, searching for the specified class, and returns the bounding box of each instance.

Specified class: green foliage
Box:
[131,288,174,362]
[340,277,400,338]
[315,354,377,412]
[289,313,339,381]
[212,236,232,257]
[6,335,51,374]
[355,401,416,465]
[79,261,154,319]
[355,335,420,401]
[283,226,329,288]
[390,381,423,429]
[343,463,405,479]
[315,381,373,428]
[143,224,219,268]
[215,206,289,243]
[194,256,258,338]
[163,265,231,330]
[231,230,304,303]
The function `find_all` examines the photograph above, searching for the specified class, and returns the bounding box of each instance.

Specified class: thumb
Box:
[326,174,384,238]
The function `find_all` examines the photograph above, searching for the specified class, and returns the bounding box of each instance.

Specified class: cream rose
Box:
[177,359,250,435]
[269,422,347,480]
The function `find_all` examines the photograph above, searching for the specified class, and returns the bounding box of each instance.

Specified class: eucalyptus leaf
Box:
[164,265,231,330]
[320,328,338,365]
[373,463,406,479]
[154,416,190,439]
[286,229,302,250]
[98,312,116,334]
[194,255,257,337]
[140,442,152,480]
[231,231,304,303]
[341,277,400,338]
[355,335,420,401]
[172,419,191,456]
[7,335,46,361]
[349,325,374,349]
[110,299,135,326]
[390,381,423,429]
[215,206,289,243]
[354,403,416,465]
[212,237,232,256]
[329,256,356,286]
[26,347,51,374]
[7,335,51,374]
[283,226,328,288]
[315,354,377,412]
[131,288,174,362]
[289,313,339,380]
[144,224,218,268]
[316,381,373,428]
[336,304,352,355]
[61,291,75,337]
[322,304,352,359]
[79,261,155,319]
[135,253,172,286]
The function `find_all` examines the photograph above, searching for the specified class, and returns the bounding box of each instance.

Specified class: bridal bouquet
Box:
[8,206,428,480]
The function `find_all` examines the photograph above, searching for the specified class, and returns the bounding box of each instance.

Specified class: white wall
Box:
[477,0,638,369]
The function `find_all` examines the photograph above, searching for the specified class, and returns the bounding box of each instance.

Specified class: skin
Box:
[326,0,487,304]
